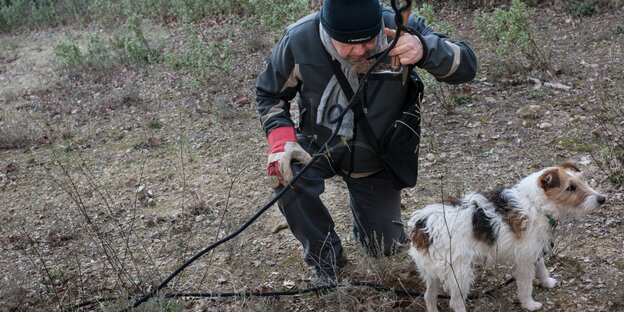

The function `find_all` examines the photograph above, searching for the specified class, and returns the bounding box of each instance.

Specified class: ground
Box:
[0,4,623,312]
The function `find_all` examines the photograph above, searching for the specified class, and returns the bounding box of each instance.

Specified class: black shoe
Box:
[309,272,338,288]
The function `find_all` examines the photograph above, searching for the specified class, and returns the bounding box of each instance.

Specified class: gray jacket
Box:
[257,7,477,175]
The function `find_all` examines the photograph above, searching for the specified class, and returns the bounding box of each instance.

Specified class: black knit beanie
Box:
[320,0,382,44]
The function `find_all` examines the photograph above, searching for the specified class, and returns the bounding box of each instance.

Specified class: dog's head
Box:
[537,162,606,218]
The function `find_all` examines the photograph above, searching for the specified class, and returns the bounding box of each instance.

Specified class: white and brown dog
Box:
[407,162,606,312]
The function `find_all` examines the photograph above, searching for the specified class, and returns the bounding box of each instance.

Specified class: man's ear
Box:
[539,169,561,190]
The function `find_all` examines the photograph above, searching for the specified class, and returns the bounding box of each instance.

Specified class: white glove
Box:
[267,141,312,187]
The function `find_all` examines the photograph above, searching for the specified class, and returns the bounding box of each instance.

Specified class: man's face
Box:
[330,37,377,62]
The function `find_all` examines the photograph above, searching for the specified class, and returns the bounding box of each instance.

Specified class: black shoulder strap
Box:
[326,58,383,154]
[317,14,383,154]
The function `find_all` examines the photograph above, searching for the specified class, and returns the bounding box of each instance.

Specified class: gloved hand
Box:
[267,126,312,187]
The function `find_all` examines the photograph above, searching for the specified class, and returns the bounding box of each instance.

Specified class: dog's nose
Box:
[597,195,606,205]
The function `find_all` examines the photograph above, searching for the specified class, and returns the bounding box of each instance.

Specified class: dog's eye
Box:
[566,184,577,192]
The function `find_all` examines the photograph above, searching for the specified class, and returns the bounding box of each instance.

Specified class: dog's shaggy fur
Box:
[407,162,606,312]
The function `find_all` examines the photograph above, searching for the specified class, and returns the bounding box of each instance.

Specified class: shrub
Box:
[86,0,125,28]
[0,0,30,32]
[110,15,155,64]
[85,33,113,69]
[0,112,44,150]
[414,2,454,37]
[164,28,232,86]
[474,0,551,74]
[54,35,84,69]
[566,0,599,17]
[55,16,157,72]
[2,0,309,34]
[29,0,59,29]
[245,0,309,31]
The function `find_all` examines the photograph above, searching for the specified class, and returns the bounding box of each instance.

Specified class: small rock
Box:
[589,179,598,188]
[579,155,592,165]
[147,137,161,148]
[539,122,552,129]
[591,128,602,139]
[517,105,542,119]
[426,153,436,162]
[466,121,481,128]
[282,280,295,289]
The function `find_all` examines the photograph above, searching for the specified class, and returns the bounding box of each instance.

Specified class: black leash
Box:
[67,277,516,311]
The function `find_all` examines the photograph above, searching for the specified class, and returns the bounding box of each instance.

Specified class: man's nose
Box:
[353,44,367,55]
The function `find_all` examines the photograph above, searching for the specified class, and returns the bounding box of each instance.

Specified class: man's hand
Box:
[267,127,312,187]
[384,28,424,65]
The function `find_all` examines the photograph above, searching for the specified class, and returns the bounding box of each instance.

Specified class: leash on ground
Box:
[66,278,516,311]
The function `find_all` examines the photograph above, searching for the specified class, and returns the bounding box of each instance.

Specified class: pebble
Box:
[517,104,542,119]
[589,179,598,188]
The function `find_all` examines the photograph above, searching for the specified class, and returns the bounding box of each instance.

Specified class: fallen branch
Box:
[527,77,572,91]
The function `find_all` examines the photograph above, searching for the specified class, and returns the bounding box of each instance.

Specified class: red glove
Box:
[267,126,312,186]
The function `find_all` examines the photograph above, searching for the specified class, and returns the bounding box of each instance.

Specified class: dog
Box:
[407,162,606,312]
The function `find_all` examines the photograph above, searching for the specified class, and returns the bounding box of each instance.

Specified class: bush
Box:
[414,2,454,37]
[567,0,599,17]
[110,15,155,64]
[0,0,30,32]
[29,0,59,29]
[474,0,551,74]
[245,0,309,30]
[55,15,157,71]
[164,27,232,86]
[0,112,44,150]
[85,33,113,69]
[54,35,84,69]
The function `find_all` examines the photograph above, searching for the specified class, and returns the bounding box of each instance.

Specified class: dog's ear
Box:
[558,161,581,172]
[539,169,561,190]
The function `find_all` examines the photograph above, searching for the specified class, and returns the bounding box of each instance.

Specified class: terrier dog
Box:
[407,162,606,312]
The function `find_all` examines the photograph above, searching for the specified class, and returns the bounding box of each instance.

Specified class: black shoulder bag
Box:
[327,56,423,190]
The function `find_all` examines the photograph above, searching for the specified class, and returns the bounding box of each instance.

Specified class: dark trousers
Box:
[275,134,406,275]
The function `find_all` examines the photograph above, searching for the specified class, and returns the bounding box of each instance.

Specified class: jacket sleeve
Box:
[409,16,477,85]
[256,29,301,136]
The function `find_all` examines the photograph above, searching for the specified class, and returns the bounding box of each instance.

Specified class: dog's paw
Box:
[521,300,543,311]
[540,277,557,288]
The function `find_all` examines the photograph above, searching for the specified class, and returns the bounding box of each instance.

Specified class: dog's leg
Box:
[515,257,543,311]
[424,275,440,312]
[535,256,557,288]
[446,264,471,312]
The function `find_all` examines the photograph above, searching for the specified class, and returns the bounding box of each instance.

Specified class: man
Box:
[256,0,476,283]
